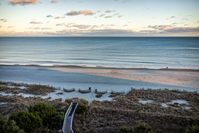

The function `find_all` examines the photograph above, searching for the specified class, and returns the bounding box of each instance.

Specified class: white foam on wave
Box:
[1,61,199,69]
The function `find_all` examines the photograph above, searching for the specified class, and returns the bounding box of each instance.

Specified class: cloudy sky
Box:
[0,0,199,36]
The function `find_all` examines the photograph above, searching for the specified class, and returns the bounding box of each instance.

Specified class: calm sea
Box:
[0,37,199,69]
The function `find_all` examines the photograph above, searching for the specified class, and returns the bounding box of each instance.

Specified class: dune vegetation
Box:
[0,81,199,133]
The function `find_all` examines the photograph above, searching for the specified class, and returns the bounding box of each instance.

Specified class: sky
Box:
[0,0,199,37]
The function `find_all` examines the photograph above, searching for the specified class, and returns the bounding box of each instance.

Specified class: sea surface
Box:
[0,37,199,69]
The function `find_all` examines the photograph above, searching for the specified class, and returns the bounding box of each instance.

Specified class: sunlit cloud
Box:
[105,10,115,13]
[9,0,39,5]
[54,16,60,19]
[0,19,7,22]
[99,14,105,17]
[0,25,2,28]
[30,20,43,24]
[65,10,93,16]
[51,0,57,3]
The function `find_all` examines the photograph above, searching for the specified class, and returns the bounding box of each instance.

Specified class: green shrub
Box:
[132,123,152,133]
[47,112,65,129]
[118,126,132,133]
[9,111,42,133]
[28,103,56,125]
[185,125,199,133]
[56,107,67,113]
[75,104,87,114]
[0,116,25,133]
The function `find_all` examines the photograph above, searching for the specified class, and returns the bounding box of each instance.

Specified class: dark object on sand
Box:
[78,89,91,93]
[56,92,63,95]
[63,88,75,92]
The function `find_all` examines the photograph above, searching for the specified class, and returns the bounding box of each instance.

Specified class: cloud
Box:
[41,27,52,30]
[105,16,112,18]
[148,25,173,30]
[148,25,199,33]
[7,26,14,28]
[1,26,199,37]
[0,19,7,22]
[30,20,43,24]
[181,18,188,21]
[197,21,199,23]
[56,23,65,26]
[65,23,91,29]
[46,15,53,17]
[54,16,60,19]
[34,27,40,30]
[9,0,39,5]
[105,10,115,13]
[164,27,199,33]
[0,25,2,28]
[171,16,175,18]
[105,10,111,13]
[99,14,105,17]
[28,27,40,30]
[113,13,122,18]
[65,10,93,16]
[51,0,57,3]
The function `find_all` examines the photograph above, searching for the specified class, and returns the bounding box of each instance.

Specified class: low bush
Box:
[132,123,152,133]
[118,126,132,133]
[28,103,56,125]
[47,112,65,129]
[9,111,42,133]
[0,116,25,133]
[118,123,152,133]
[185,125,199,133]
[75,104,87,114]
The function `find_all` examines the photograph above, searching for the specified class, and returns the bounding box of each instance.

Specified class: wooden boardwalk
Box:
[62,101,79,133]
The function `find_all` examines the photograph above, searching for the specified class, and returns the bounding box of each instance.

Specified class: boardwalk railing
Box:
[62,100,79,133]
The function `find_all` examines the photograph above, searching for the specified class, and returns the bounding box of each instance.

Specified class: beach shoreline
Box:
[0,65,199,91]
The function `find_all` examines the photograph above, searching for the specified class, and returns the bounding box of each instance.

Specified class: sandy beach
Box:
[48,66,199,89]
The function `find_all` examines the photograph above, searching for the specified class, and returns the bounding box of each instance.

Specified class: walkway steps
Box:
[62,100,79,133]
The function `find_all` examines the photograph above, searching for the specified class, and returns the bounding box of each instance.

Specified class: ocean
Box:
[0,37,199,69]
